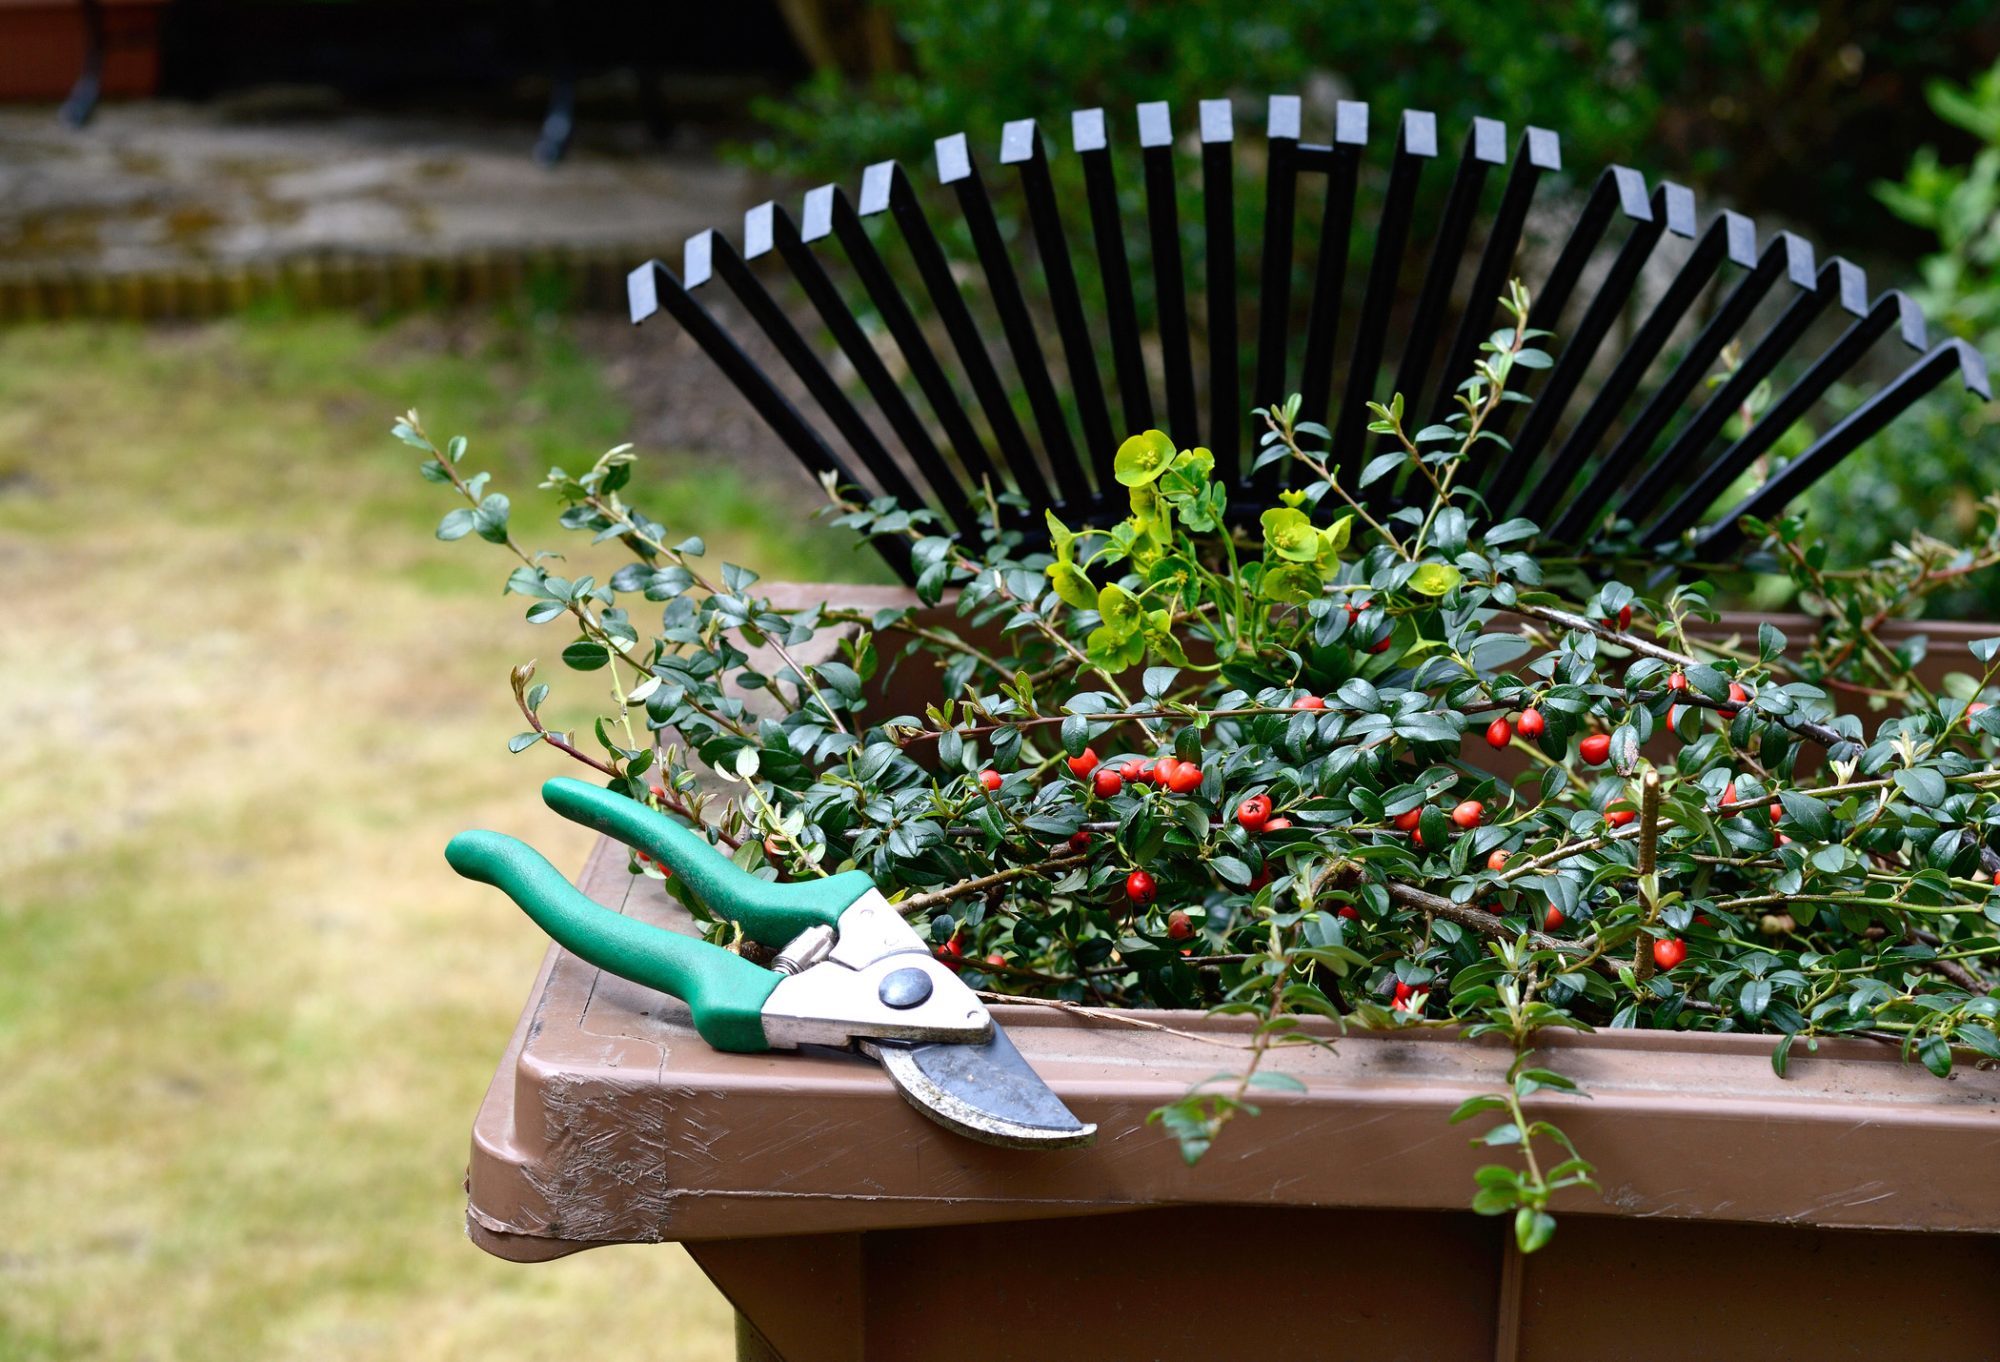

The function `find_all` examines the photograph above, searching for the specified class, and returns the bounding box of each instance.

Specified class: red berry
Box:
[1247,869,1270,891]
[1517,707,1545,738]
[1579,733,1612,765]
[1392,979,1416,1003]
[1544,905,1566,932]
[978,768,1003,791]
[1093,768,1124,798]
[1777,833,1793,847]
[1720,780,1738,809]
[1607,808,1636,827]
[1653,937,1687,970]
[1121,758,1145,780]
[1483,902,1504,915]
[1125,870,1156,905]
[1167,910,1194,941]
[1236,795,1273,833]
[1293,694,1327,711]
[1973,702,1992,716]
[1151,758,1179,788]
[1067,829,1093,852]
[1451,799,1484,829]
[936,936,964,969]
[1991,869,2000,887]
[985,952,1007,969]
[1668,704,1684,731]
[1726,681,1751,712]
[1393,807,1423,833]
[1487,848,1511,871]
[1067,748,1099,778]
[1368,634,1392,654]
[1263,817,1294,832]
[650,784,667,800]
[1337,905,1360,920]
[1667,670,1689,692]
[1769,802,1783,824]
[1486,716,1513,749]
[1166,763,1204,794]
[1602,603,1633,630]
[1135,761,1156,784]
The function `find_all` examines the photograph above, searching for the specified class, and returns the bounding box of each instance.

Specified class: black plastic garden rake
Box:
[626,94,1991,583]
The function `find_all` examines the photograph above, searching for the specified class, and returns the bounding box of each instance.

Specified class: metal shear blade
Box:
[864,1028,1097,1150]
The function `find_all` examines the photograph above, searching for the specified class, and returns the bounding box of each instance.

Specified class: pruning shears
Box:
[446,777,1096,1150]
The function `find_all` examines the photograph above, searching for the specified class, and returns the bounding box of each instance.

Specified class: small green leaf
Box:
[436,508,475,541]
[1918,1033,1953,1078]
[1046,560,1099,611]
[561,640,610,672]
[1895,767,1948,807]
[1114,429,1177,486]
[473,492,511,544]
[1515,1208,1557,1253]
[1409,562,1464,597]
[1260,507,1322,562]
[1260,563,1322,604]
[1778,791,1833,841]
[1359,450,1406,487]
[1096,583,1142,638]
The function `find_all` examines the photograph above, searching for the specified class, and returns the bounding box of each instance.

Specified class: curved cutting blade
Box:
[863,1025,1096,1150]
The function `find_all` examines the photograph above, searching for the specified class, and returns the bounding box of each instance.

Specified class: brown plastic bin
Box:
[462,591,2000,1360]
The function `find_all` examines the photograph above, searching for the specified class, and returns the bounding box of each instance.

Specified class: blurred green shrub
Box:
[745,0,1989,241]
[1801,59,2000,619]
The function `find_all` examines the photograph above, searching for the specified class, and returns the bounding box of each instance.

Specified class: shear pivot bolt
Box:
[879,967,934,1009]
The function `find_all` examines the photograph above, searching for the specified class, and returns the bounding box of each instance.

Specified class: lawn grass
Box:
[0,309,878,1360]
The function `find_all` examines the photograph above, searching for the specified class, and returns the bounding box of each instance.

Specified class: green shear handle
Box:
[443,778,877,1053]
[538,778,876,942]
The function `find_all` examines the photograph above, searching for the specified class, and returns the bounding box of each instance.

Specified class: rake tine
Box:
[1489,174,1679,519]
[937,131,1089,512]
[1616,252,1848,532]
[753,199,977,533]
[859,161,1035,504]
[1695,340,1990,559]
[1646,279,1924,547]
[1200,99,1242,479]
[627,258,914,582]
[1332,109,1437,483]
[1567,230,1817,542]
[1074,107,1155,437]
[812,182,1007,507]
[1541,212,1755,543]
[1297,100,1369,433]
[1001,118,1115,505]
[1429,125,1560,426]
[1140,100,1200,449]
[1252,94,1301,486]
[1512,179,1688,520]
[1384,117,1506,452]
[689,228,928,516]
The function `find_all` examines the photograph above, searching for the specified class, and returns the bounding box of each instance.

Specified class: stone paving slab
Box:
[0,100,763,276]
